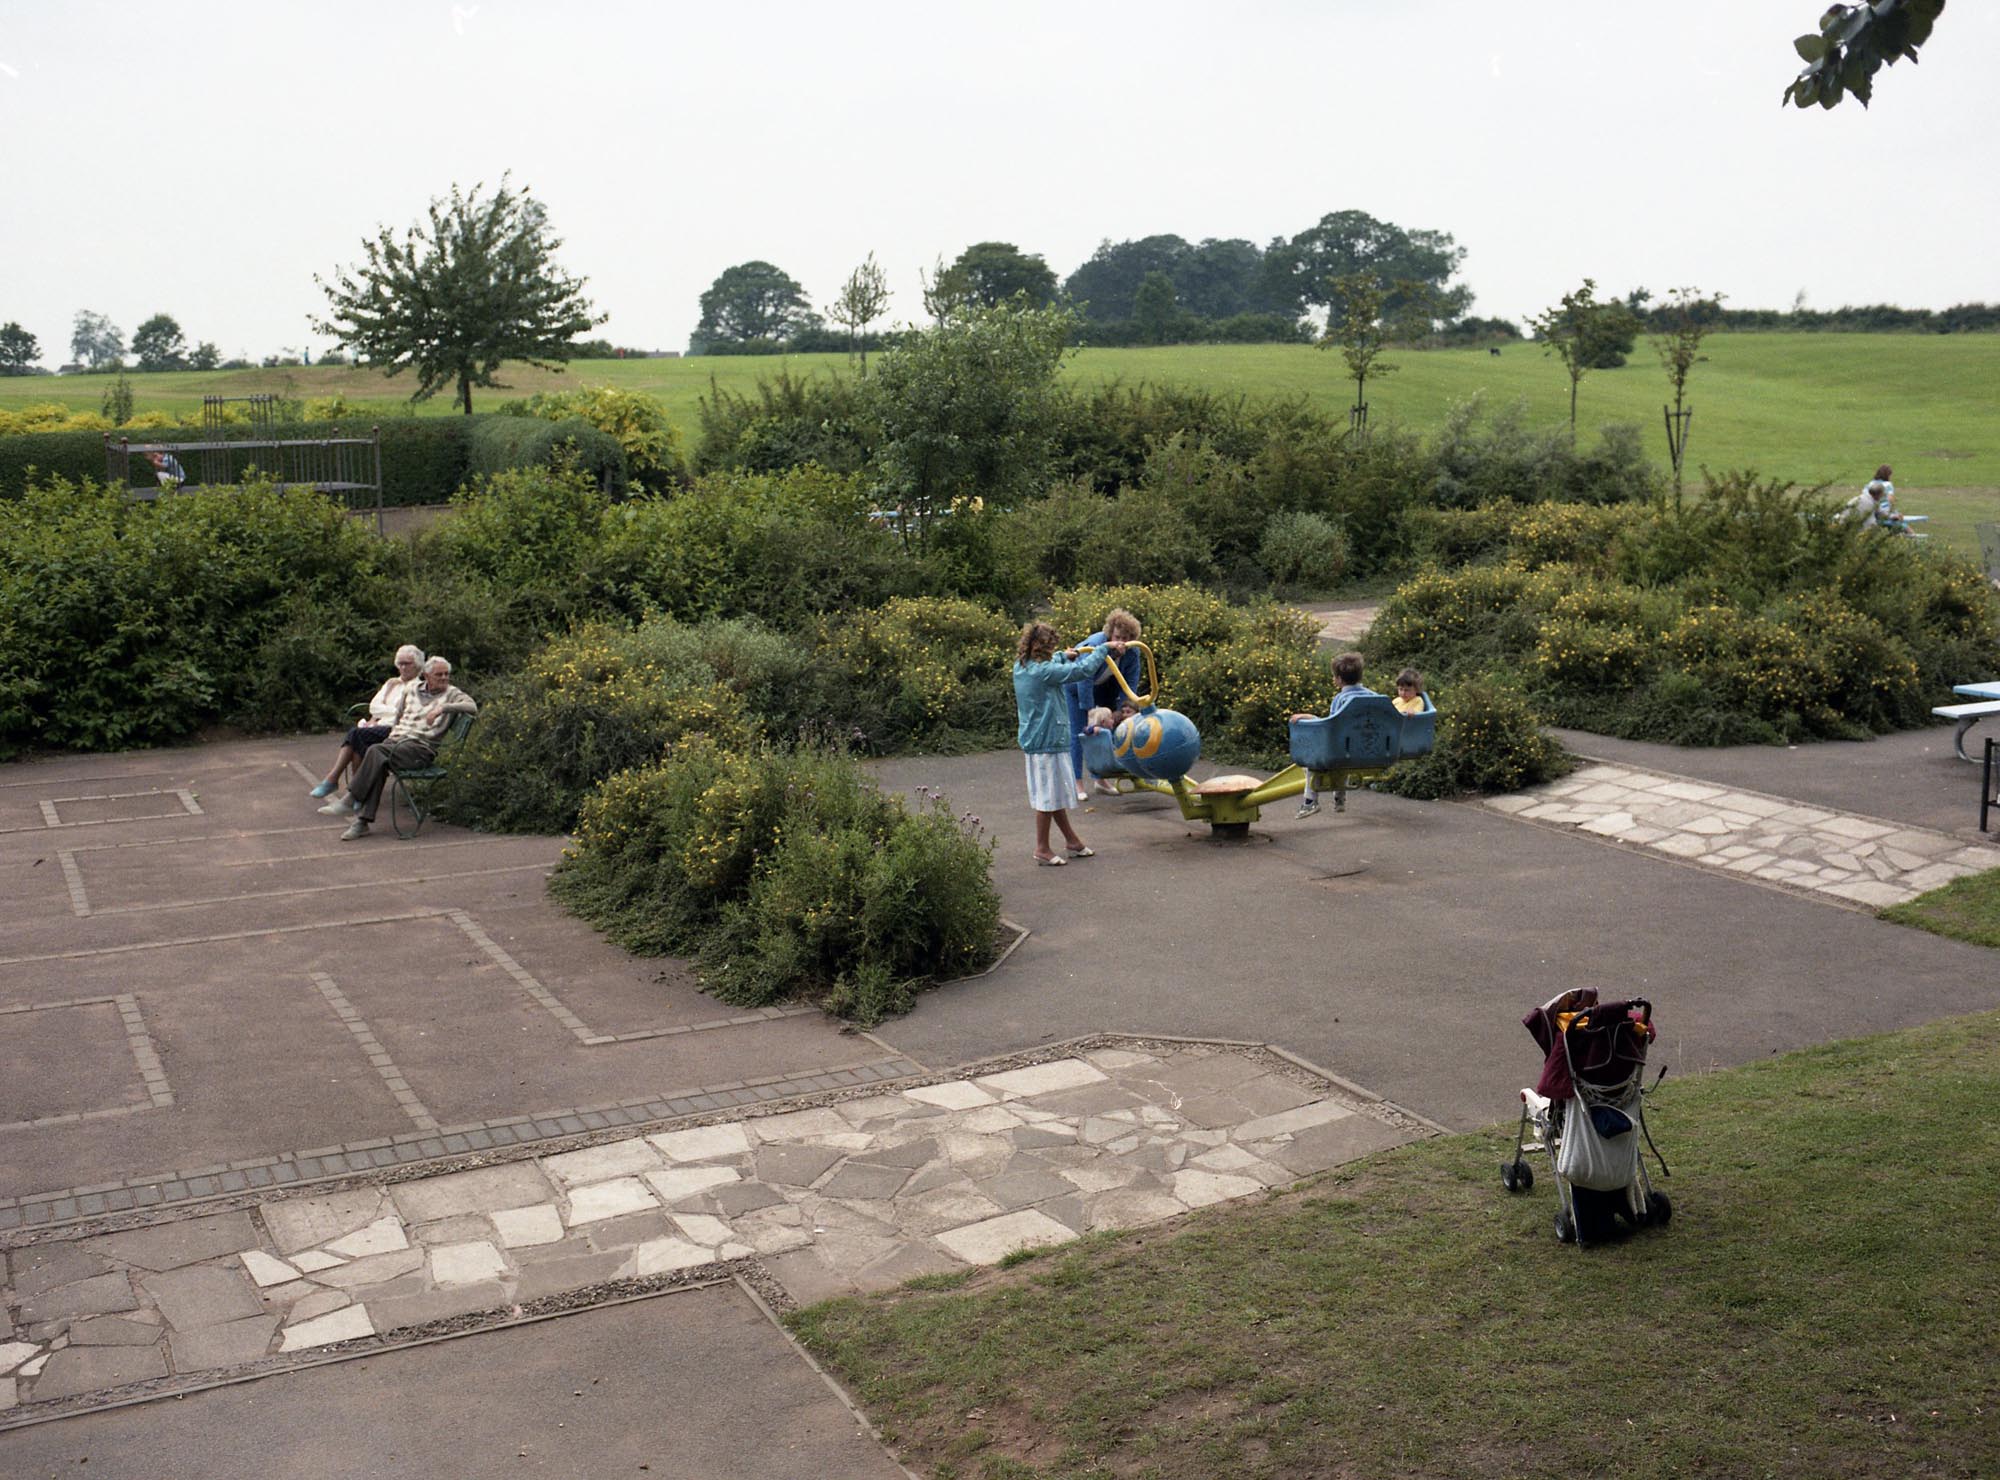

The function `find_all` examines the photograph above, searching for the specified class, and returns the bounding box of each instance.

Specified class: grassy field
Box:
[8,333,1996,550]
[791,1011,2000,1479]
[1884,867,2000,949]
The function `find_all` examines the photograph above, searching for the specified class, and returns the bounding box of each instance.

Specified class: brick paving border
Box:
[309,972,441,1132]
[0,1054,927,1235]
[0,993,173,1134]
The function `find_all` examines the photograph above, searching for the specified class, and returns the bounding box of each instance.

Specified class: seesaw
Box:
[1078,641,1436,839]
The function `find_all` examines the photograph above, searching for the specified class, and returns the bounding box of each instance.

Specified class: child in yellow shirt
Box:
[1392,668,1426,716]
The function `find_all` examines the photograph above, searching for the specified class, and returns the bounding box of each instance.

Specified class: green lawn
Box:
[791,1012,2000,1479]
[9,333,1996,550]
[1883,867,2000,949]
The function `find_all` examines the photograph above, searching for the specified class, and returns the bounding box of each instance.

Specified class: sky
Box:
[2,1,1995,363]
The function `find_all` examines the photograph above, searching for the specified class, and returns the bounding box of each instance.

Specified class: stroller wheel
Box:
[1647,1190,1672,1227]
[1554,1208,1576,1245]
[1500,1158,1534,1193]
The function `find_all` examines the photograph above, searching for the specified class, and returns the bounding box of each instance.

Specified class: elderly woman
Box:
[308,644,425,799]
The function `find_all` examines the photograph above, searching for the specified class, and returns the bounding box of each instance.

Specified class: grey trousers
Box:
[351,737,437,823]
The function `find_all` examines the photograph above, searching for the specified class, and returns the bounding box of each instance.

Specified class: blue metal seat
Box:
[1289,694,1405,772]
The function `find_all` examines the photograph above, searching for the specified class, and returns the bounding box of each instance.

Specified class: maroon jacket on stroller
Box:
[1522,986,1655,1102]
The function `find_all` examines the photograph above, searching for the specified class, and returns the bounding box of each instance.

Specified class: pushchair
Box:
[1500,988,1671,1245]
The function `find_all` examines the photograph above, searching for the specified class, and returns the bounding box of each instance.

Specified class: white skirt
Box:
[1023,751,1078,812]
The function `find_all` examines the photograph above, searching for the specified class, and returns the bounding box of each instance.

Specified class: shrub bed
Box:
[550,738,999,1023]
[1367,473,2000,747]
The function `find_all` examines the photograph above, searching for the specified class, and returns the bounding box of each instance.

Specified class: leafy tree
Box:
[1132,272,1180,344]
[944,241,1057,309]
[919,255,970,326]
[1064,235,1190,321]
[0,321,40,375]
[1650,287,1725,501]
[1530,279,1639,442]
[1784,0,1944,109]
[1179,237,1279,318]
[868,301,1075,546]
[314,178,605,414]
[830,253,892,375]
[696,261,819,346]
[1063,235,1281,323]
[131,313,188,371]
[188,341,220,371]
[1322,272,1395,433]
[100,370,134,424]
[1268,211,1471,328]
[70,310,124,369]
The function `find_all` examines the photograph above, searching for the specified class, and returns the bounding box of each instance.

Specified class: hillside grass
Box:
[10,333,1996,552]
[791,1010,2000,1480]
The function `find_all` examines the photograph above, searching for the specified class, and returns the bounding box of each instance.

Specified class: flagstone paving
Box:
[1485,763,2000,908]
[0,1040,1424,1422]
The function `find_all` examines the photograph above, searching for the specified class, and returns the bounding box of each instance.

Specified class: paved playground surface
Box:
[3,718,1997,1470]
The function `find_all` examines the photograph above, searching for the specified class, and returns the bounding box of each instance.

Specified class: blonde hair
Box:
[1103,608,1142,641]
[1016,622,1059,664]
[1086,706,1115,729]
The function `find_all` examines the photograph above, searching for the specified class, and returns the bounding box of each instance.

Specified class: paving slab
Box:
[139,1265,262,1330]
[19,1343,167,1403]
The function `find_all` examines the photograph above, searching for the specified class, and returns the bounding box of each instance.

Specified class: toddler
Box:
[1392,668,1426,716]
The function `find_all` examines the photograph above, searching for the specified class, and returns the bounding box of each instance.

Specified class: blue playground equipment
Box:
[1078,642,1436,838]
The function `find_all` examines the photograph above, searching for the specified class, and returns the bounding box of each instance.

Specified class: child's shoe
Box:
[1294,798,1320,820]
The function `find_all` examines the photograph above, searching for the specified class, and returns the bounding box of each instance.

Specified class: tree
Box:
[1784,0,1944,109]
[131,314,188,372]
[1650,287,1725,502]
[695,261,818,346]
[830,253,892,375]
[1530,279,1638,442]
[919,256,971,326]
[188,341,220,371]
[1131,272,1180,344]
[71,310,124,370]
[1321,272,1396,435]
[314,178,605,414]
[0,322,40,375]
[100,371,134,425]
[943,242,1057,309]
[1268,211,1471,328]
[868,301,1076,547]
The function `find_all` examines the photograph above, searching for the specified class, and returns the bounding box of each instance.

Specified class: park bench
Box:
[1936,682,2000,763]
[349,706,477,837]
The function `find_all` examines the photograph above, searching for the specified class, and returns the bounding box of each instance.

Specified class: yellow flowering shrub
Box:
[813,596,1017,750]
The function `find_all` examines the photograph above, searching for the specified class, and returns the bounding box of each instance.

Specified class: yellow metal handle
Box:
[1093,639,1158,710]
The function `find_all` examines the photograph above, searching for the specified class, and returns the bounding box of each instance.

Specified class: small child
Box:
[1291,652,1378,819]
[1392,668,1425,716]
[1084,705,1117,733]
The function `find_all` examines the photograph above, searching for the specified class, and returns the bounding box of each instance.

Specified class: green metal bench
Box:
[347,705,476,838]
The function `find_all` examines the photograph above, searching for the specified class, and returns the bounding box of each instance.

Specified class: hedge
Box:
[0,414,625,506]
[466,415,627,496]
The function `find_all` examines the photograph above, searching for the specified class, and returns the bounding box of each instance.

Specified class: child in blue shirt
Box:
[1014,621,1119,865]
[1290,651,1378,819]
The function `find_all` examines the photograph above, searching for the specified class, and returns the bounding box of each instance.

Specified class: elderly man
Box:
[318,657,477,841]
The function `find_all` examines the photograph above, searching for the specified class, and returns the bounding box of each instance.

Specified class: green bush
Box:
[1381,677,1573,798]
[498,385,686,487]
[465,414,627,495]
[0,475,395,756]
[1075,482,1218,588]
[433,621,758,833]
[812,597,1018,753]
[1258,509,1349,589]
[1044,583,1242,678]
[693,368,876,475]
[551,739,999,1022]
[419,463,611,611]
[589,465,929,627]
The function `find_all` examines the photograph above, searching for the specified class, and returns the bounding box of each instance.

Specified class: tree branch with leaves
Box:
[1784,0,1944,109]
[314,177,604,415]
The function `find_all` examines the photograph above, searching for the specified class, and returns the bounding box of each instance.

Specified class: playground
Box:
[2,683,1996,1472]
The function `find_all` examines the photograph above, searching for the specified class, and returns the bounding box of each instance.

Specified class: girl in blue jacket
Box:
[1013,621,1116,866]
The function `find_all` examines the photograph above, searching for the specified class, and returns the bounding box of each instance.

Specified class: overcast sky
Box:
[3,1,1994,362]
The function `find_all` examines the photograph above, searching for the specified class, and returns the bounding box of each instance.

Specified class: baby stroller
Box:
[1500,988,1672,1246]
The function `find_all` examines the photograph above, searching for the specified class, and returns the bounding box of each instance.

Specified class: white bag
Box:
[1556,1100,1641,1192]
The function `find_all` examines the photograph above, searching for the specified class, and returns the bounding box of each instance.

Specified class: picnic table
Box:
[1937,681,2000,762]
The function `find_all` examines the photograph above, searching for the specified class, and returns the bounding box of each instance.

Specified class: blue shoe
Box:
[309,780,335,798]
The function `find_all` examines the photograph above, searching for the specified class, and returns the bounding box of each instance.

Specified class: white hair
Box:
[395,644,426,666]
[425,656,452,675]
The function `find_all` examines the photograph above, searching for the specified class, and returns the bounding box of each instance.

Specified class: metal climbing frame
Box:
[103,424,385,532]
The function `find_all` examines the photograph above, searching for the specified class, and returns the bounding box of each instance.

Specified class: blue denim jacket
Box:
[1015,648,1107,754]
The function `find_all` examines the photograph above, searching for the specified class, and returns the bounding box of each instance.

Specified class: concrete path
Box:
[1486,761,2000,908]
[1294,601,1379,647]
[2,1041,1418,1420]
[0,1283,908,1480]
